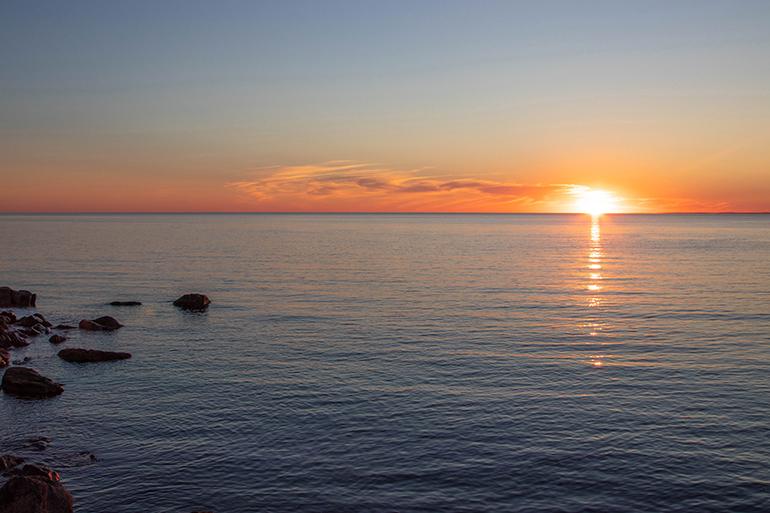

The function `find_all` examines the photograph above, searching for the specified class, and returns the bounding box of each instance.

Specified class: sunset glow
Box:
[573,189,622,216]
[1,2,768,213]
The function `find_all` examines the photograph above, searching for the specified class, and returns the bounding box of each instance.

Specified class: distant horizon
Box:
[2,211,769,216]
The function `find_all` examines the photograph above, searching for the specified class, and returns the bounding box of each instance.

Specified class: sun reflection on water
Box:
[584,215,610,367]
[587,216,603,297]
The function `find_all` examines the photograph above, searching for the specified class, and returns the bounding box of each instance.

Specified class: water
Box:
[1,213,768,512]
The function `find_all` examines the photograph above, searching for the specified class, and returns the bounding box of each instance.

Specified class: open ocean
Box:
[1,213,768,512]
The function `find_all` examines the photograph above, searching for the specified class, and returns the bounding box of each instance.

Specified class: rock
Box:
[92,316,122,329]
[8,332,29,348]
[0,472,73,513]
[0,311,16,323]
[109,301,142,306]
[0,287,36,308]
[173,294,211,310]
[79,316,122,331]
[58,348,131,363]
[5,465,60,482]
[53,325,76,330]
[0,348,9,366]
[0,331,29,349]
[17,316,40,328]
[22,324,49,336]
[0,455,23,471]
[12,357,31,366]
[49,335,66,345]
[1,367,63,398]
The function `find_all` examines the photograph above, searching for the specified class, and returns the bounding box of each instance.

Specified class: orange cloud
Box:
[227,161,582,213]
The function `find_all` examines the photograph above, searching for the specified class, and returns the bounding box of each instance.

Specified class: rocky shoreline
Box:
[0,287,212,513]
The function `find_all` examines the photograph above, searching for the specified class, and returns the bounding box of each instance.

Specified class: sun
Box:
[573,189,619,216]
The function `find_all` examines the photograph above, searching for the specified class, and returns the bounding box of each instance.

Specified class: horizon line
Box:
[1,211,769,215]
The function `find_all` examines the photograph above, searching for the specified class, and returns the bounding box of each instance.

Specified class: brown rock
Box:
[49,335,67,345]
[1,367,63,398]
[0,455,23,471]
[173,294,211,310]
[92,316,122,329]
[0,287,36,308]
[0,474,73,513]
[0,348,9,366]
[58,348,131,363]
[109,301,142,306]
[53,325,76,330]
[79,316,122,331]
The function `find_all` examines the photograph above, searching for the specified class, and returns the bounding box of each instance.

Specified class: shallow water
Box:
[1,213,769,512]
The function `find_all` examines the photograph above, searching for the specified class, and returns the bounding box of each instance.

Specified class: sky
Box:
[1,0,769,213]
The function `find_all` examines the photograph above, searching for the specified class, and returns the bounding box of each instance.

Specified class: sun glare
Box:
[574,189,619,216]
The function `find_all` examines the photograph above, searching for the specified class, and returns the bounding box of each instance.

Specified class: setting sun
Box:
[574,189,620,216]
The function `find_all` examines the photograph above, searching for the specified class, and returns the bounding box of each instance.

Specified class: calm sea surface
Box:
[1,213,769,512]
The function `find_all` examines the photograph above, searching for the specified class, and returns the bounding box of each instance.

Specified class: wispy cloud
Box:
[227,161,580,212]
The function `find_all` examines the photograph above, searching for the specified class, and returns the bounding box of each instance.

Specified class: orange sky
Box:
[1,2,769,213]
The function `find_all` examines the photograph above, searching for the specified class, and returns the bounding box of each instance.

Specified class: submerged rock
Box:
[109,301,142,306]
[79,316,122,331]
[1,367,63,398]
[173,294,211,310]
[0,466,73,513]
[58,348,131,363]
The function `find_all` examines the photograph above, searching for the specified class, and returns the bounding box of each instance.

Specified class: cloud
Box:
[227,161,578,212]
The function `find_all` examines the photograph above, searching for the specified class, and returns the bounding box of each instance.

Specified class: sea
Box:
[1,213,768,513]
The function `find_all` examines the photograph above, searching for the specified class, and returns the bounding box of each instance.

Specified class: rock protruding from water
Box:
[0,348,9,367]
[0,465,73,513]
[109,301,142,306]
[173,294,211,310]
[0,287,37,308]
[79,316,123,331]
[1,367,63,398]
[49,335,66,345]
[58,348,131,363]
[0,455,23,471]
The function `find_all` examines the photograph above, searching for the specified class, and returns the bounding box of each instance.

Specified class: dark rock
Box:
[1,367,63,398]
[109,301,142,306]
[0,287,36,308]
[54,325,76,330]
[0,311,16,323]
[0,331,29,349]
[17,316,40,329]
[58,348,131,363]
[173,294,211,310]
[0,348,9,366]
[12,357,31,366]
[0,455,23,471]
[8,332,29,348]
[79,316,122,331]
[0,473,73,513]
[49,335,66,345]
[24,324,49,336]
[92,316,122,329]
[7,465,60,482]
[0,288,11,308]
